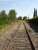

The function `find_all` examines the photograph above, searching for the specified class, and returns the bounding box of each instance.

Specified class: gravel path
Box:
[13,23,32,50]
[0,23,20,50]
[0,22,32,50]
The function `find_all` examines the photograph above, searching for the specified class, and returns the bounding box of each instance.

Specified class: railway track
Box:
[0,22,35,50]
[23,23,35,50]
[13,23,33,50]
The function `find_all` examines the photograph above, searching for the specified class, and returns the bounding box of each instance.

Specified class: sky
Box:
[0,0,38,18]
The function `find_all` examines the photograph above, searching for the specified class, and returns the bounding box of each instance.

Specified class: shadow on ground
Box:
[29,23,38,33]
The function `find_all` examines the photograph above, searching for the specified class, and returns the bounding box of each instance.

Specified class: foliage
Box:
[0,9,16,26]
[17,16,22,20]
[23,16,27,20]
[33,8,37,18]
[28,17,38,25]
[8,9,16,21]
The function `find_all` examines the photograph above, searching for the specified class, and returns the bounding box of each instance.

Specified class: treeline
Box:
[27,17,38,26]
[17,16,27,20]
[0,9,16,25]
[28,8,38,25]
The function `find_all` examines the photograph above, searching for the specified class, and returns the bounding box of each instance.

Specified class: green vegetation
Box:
[17,16,22,20]
[27,8,38,24]
[23,16,27,20]
[0,9,16,28]
[27,17,38,24]
[8,9,16,21]
[0,8,38,29]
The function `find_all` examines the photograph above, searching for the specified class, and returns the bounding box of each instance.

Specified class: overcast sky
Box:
[0,0,38,18]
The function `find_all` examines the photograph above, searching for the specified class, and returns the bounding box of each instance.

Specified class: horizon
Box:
[0,0,38,18]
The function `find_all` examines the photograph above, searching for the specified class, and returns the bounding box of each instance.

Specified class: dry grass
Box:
[0,22,15,37]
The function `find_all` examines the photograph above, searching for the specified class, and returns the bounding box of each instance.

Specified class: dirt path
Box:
[0,22,32,50]
[0,22,20,50]
[13,23,32,50]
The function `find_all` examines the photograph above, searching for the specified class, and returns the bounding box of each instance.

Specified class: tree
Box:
[0,10,8,25]
[23,16,27,20]
[33,8,37,18]
[17,16,22,20]
[8,9,16,21]
[0,10,7,19]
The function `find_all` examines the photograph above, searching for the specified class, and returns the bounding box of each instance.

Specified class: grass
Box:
[0,21,14,32]
[0,18,13,29]
[0,20,23,32]
[0,22,15,37]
